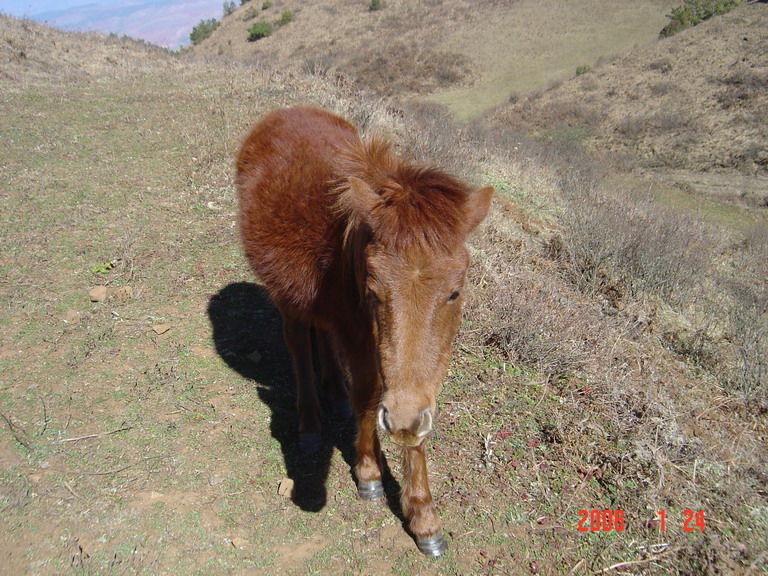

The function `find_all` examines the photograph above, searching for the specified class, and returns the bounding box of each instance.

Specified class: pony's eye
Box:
[366,284,381,305]
[447,290,460,303]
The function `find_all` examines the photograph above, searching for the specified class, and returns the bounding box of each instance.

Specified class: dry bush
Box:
[391,102,480,177]
[649,57,674,73]
[422,96,766,568]
[344,40,471,95]
[551,150,766,405]
[726,281,768,404]
[649,80,679,96]
[721,224,768,404]
[616,114,649,139]
[525,100,603,144]
[483,123,765,410]
[459,194,729,527]
[463,240,589,382]
[556,174,719,302]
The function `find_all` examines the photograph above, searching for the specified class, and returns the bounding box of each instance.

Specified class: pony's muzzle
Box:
[377,405,433,446]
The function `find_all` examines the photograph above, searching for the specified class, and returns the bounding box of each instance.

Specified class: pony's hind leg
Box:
[282,316,322,454]
[402,443,447,556]
[314,329,352,421]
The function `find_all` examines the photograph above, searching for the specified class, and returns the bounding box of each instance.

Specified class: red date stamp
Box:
[577,510,706,532]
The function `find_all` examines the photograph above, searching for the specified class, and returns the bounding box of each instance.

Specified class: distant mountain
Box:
[8,0,223,48]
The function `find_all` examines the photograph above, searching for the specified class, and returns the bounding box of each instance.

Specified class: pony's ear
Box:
[345,176,380,217]
[465,186,494,233]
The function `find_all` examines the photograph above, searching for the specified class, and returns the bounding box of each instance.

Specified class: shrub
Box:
[556,171,717,301]
[660,0,741,37]
[723,225,768,404]
[248,21,273,41]
[576,64,591,76]
[369,0,386,11]
[189,18,219,45]
[649,58,673,73]
[276,10,294,26]
[726,280,767,403]
[241,6,258,20]
[223,0,237,16]
[262,1,272,9]
[718,68,768,108]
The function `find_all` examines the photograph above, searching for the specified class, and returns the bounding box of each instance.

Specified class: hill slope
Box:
[192,0,678,118]
[487,2,768,178]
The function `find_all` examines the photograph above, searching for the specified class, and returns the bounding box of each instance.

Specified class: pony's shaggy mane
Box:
[334,136,473,254]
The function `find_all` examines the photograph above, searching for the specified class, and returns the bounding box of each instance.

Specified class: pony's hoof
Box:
[357,480,384,500]
[298,432,322,454]
[416,534,447,557]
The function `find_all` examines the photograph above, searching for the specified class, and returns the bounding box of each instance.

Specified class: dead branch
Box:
[1,413,32,450]
[51,424,132,445]
[65,454,169,476]
[599,548,676,573]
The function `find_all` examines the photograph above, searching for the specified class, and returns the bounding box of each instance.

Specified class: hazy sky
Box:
[3,0,92,16]
[1,0,224,48]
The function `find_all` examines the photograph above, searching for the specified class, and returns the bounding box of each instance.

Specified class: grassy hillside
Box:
[486,2,768,180]
[1,11,767,576]
[192,0,678,119]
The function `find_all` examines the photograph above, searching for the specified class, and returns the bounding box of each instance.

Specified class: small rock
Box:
[63,310,81,324]
[230,537,247,550]
[89,286,108,302]
[152,324,171,335]
[111,286,134,300]
[209,475,225,486]
[246,349,262,364]
[277,478,294,498]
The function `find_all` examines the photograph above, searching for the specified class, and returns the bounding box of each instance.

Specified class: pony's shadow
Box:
[207,282,402,518]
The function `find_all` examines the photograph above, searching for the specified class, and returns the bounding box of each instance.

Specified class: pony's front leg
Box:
[345,347,384,499]
[402,442,447,556]
[352,393,384,500]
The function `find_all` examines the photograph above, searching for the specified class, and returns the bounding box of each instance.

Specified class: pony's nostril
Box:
[416,408,433,438]
[377,405,392,434]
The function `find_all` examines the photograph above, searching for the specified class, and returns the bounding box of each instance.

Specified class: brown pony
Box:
[236,106,493,556]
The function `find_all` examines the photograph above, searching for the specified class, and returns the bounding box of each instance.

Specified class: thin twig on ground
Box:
[1,413,32,450]
[51,424,132,445]
[64,454,169,476]
[599,548,676,573]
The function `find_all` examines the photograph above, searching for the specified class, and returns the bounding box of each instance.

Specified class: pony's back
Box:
[236,107,359,318]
